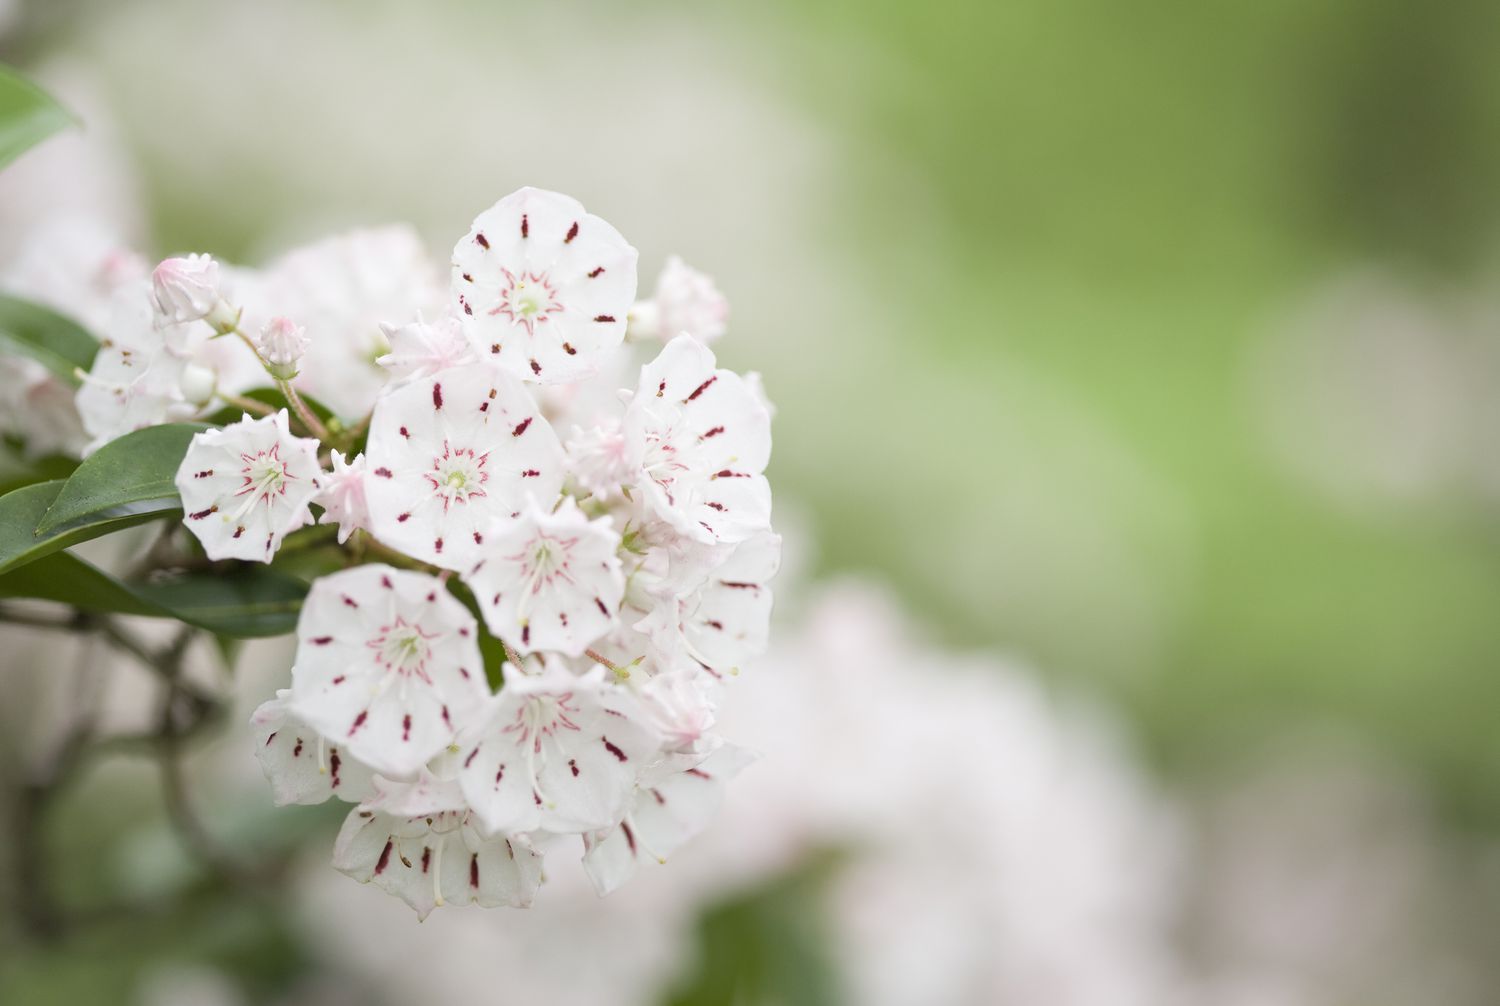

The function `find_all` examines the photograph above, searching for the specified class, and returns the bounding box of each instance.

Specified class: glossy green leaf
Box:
[131,566,307,637]
[0,476,180,576]
[0,294,99,384]
[0,63,74,170]
[0,449,79,497]
[0,550,165,617]
[36,423,209,537]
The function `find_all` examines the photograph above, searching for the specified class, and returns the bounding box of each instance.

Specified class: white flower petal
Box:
[465,497,625,657]
[458,662,660,835]
[582,743,756,896]
[332,807,541,919]
[289,565,490,778]
[363,362,564,570]
[250,689,376,806]
[624,336,772,544]
[174,409,322,562]
[453,187,637,384]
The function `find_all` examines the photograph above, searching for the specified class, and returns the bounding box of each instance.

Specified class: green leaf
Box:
[0,475,180,577]
[0,548,308,638]
[0,550,164,616]
[0,447,79,497]
[0,294,99,384]
[0,63,74,170]
[36,423,209,537]
[132,566,307,637]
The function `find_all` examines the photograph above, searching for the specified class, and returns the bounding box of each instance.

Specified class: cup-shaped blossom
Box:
[623,335,772,544]
[465,497,625,657]
[313,450,371,544]
[250,689,376,806]
[333,806,543,920]
[636,531,781,679]
[288,565,490,778]
[362,362,564,571]
[581,743,756,896]
[627,256,729,345]
[452,187,637,384]
[457,662,661,835]
[174,410,322,562]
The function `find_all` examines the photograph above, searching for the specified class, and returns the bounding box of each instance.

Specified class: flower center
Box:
[367,616,436,682]
[230,444,295,519]
[426,441,489,511]
[503,692,582,751]
[491,269,563,336]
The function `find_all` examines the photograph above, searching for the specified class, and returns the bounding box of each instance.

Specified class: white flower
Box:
[250,689,376,806]
[362,363,564,571]
[174,410,322,561]
[623,335,772,544]
[1,215,147,332]
[252,226,445,419]
[313,449,371,544]
[76,283,207,453]
[452,187,638,385]
[581,743,755,896]
[636,531,781,679]
[457,661,660,835]
[255,316,308,380]
[0,356,88,459]
[637,670,720,755]
[465,497,625,657]
[332,806,543,920]
[288,564,490,778]
[564,419,634,501]
[627,256,728,345]
[150,253,233,331]
[376,313,476,384]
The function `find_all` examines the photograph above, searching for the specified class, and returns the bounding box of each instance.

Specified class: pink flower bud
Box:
[257,317,309,379]
[150,253,223,328]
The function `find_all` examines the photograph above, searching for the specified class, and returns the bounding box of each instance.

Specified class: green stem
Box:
[277,379,332,444]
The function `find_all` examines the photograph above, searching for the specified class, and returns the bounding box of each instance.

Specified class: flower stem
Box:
[277,379,333,444]
[217,392,277,418]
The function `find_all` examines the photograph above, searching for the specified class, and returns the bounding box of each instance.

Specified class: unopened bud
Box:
[151,254,231,330]
[257,317,308,381]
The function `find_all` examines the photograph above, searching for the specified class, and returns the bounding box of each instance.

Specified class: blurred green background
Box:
[4,0,1500,1001]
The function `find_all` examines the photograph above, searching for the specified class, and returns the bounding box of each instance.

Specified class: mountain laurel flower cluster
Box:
[2,187,779,918]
